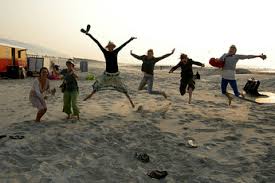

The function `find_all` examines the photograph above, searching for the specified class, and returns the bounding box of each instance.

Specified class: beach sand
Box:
[0,62,275,183]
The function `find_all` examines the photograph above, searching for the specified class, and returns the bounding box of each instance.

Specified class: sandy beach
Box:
[0,62,275,183]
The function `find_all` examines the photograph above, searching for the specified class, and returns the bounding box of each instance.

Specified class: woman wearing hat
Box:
[219,45,266,105]
[81,25,136,108]
[169,53,205,104]
[62,59,80,119]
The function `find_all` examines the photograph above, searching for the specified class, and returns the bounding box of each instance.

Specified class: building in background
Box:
[0,43,27,78]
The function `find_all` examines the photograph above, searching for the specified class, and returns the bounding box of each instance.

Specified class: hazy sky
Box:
[1,0,274,68]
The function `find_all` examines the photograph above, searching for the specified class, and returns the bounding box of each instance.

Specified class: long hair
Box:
[39,67,49,77]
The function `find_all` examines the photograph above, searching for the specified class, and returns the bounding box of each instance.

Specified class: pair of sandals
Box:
[135,152,168,179]
[0,135,24,140]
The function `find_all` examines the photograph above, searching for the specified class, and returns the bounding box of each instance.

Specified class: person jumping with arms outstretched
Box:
[130,48,175,98]
[81,25,136,108]
[219,45,266,105]
[169,53,205,104]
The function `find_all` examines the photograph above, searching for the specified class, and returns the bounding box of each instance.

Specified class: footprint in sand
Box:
[135,102,172,118]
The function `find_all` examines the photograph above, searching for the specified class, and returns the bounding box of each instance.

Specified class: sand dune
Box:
[1,63,275,182]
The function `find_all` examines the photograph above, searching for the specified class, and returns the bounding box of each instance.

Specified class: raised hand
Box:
[260,53,267,60]
[171,48,175,54]
[130,37,137,40]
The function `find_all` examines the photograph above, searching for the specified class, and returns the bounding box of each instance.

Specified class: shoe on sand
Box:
[147,170,168,179]
[186,139,198,148]
[135,152,150,163]
[9,135,24,140]
[0,135,7,139]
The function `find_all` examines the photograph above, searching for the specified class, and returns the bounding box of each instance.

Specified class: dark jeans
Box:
[221,78,240,96]
[138,74,163,95]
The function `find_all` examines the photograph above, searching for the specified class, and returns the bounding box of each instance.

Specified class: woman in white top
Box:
[29,67,50,122]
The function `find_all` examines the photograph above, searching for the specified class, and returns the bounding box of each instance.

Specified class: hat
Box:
[66,59,75,66]
[105,41,116,48]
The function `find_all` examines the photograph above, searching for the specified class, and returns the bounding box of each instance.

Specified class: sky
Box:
[0,0,274,68]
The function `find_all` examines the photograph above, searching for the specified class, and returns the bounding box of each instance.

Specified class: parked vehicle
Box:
[0,43,27,78]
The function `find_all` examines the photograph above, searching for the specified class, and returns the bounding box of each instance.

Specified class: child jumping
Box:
[169,53,205,104]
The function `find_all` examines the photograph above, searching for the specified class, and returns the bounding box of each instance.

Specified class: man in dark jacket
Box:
[169,53,205,104]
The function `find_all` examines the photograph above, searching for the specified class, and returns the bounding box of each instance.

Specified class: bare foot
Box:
[225,93,233,106]
[162,92,168,99]
[228,96,233,105]
[136,105,143,112]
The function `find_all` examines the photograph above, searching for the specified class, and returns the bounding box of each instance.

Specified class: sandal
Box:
[9,135,24,140]
[0,135,7,139]
[135,152,150,163]
[147,170,168,179]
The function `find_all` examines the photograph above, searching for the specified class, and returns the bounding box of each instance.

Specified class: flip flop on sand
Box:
[9,135,24,140]
[0,135,7,139]
[186,139,198,148]
[135,152,150,163]
[147,170,168,179]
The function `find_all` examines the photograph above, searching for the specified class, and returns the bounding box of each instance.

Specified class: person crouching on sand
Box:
[169,53,205,104]
[130,48,175,98]
[219,45,266,105]
[29,67,53,122]
[81,24,136,108]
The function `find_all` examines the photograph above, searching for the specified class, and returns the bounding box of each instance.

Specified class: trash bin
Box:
[80,61,88,72]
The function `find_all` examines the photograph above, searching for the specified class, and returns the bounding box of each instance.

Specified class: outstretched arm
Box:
[130,50,143,60]
[192,60,205,67]
[115,37,137,52]
[85,33,105,52]
[155,48,175,62]
[81,26,105,52]
[236,54,266,60]
[169,61,181,73]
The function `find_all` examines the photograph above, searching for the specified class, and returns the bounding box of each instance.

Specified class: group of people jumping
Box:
[29,24,267,122]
